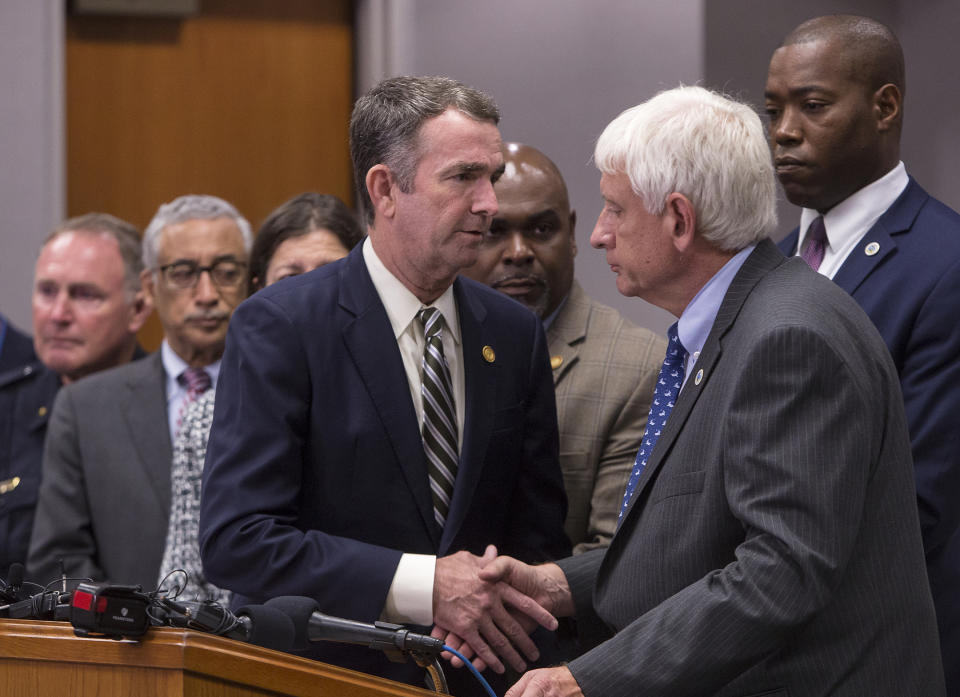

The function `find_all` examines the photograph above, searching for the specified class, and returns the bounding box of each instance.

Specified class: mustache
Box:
[490,272,547,289]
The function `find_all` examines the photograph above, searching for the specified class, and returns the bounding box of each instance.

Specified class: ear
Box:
[366,164,398,221]
[665,193,697,252]
[127,286,153,333]
[569,209,578,258]
[140,268,156,303]
[874,83,902,133]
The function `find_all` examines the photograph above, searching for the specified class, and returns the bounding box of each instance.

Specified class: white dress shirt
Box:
[362,238,467,625]
[796,161,909,279]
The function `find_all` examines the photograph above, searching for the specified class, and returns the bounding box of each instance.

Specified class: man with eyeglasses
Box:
[28,195,252,590]
[2,214,151,580]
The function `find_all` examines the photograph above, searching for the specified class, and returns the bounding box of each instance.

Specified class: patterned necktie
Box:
[418,307,459,528]
[619,322,687,521]
[176,367,211,436]
[158,390,230,604]
[800,216,827,271]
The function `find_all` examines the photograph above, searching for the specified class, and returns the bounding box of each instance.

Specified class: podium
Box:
[0,618,436,697]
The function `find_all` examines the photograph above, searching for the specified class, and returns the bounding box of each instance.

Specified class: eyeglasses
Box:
[158,260,247,290]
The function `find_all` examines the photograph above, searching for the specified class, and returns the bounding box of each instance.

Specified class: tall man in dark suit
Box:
[766,16,960,693]
[1,214,151,578]
[199,76,569,692]
[461,143,665,553]
[28,195,251,589]
[464,85,943,696]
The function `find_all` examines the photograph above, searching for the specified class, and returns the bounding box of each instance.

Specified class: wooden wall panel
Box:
[66,0,354,350]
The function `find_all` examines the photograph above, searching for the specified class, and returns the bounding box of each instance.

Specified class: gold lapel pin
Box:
[38,406,47,418]
[482,345,496,363]
[0,476,21,495]
[550,355,563,370]
[864,242,880,256]
[694,368,704,385]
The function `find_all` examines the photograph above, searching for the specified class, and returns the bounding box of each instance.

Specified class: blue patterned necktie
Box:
[618,322,687,522]
[418,307,459,528]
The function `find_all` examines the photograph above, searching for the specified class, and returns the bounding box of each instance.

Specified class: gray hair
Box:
[142,194,253,269]
[349,75,500,226]
[595,85,777,252]
[47,212,143,296]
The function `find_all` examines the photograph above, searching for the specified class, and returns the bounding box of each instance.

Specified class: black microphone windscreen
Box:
[235,605,296,652]
[264,595,320,650]
[7,563,24,588]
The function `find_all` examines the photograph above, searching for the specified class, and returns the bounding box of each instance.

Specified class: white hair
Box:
[142,194,253,269]
[594,85,777,251]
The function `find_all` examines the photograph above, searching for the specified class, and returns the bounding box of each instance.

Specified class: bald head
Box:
[460,143,577,318]
[783,15,904,95]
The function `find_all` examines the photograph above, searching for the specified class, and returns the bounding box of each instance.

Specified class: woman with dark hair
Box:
[248,192,364,294]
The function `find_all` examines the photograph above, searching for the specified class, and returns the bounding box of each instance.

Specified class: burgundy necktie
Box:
[800,216,827,271]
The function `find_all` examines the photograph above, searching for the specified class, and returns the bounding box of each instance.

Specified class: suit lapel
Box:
[619,240,786,523]
[831,178,924,296]
[338,249,440,547]
[546,281,589,386]
[440,279,494,553]
[121,352,173,517]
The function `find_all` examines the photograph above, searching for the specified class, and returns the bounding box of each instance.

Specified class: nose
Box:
[48,290,74,324]
[503,231,534,266]
[193,268,220,306]
[591,215,612,250]
[472,178,499,218]
[771,106,802,146]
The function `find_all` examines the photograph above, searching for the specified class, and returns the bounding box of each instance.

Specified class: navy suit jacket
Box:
[779,178,960,693]
[200,245,569,688]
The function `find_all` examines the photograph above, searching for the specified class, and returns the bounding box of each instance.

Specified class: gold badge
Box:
[482,346,496,363]
[694,368,704,385]
[550,355,563,370]
[864,242,880,256]
[38,405,47,418]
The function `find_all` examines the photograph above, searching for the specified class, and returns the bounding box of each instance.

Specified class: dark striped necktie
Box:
[417,307,459,528]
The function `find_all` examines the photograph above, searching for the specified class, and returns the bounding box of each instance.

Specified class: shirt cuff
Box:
[381,553,436,625]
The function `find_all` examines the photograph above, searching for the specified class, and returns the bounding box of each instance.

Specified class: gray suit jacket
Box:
[548,281,665,553]
[27,352,172,588]
[559,240,944,696]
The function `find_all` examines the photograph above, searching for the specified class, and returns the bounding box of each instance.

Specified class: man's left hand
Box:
[506,666,583,697]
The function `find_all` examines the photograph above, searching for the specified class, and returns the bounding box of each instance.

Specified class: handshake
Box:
[429,545,574,675]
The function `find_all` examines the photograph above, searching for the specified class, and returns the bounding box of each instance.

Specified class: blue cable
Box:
[442,645,499,697]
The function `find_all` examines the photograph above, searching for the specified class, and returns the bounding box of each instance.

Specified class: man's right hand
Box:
[479,556,575,619]
[432,546,559,673]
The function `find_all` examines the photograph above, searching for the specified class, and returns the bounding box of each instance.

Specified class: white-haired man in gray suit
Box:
[447,86,944,697]
[28,195,252,590]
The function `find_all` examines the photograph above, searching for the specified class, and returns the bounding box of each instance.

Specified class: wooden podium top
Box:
[0,618,438,697]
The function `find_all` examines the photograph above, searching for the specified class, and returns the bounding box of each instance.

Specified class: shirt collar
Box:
[161,339,221,387]
[541,293,568,331]
[799,161,909,251]
[678,244,755,367]
[362,237,461,345]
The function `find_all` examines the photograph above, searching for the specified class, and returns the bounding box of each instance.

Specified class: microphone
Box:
[0,563,28,603]
[265,595,444,657]
[158,599,295,652]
